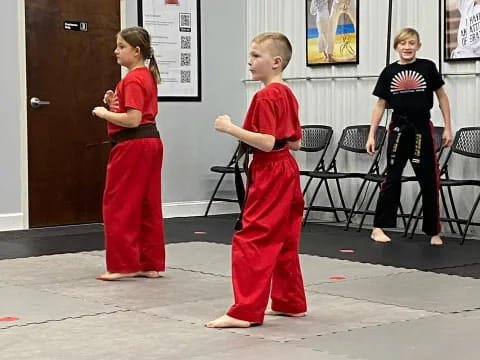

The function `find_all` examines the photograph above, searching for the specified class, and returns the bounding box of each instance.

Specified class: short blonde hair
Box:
[393,27,421,49]
[251,32,292,70]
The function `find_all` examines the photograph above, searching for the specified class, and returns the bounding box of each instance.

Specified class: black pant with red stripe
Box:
[374,118,441,236]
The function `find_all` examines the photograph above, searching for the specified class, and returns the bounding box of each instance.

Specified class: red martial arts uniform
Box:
[227,82,307,324]
[103,67,165,273]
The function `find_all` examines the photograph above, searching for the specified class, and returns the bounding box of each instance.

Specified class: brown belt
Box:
[111,123,160,146]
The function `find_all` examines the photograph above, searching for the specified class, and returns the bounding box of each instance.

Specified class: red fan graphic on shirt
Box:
[390,70,426,93]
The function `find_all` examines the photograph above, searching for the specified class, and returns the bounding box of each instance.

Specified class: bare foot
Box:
[136,271,163,278]
[327,53,336,62]
[371,228,392,243]
[96,272,140,281]
[265,309,306,317]
[204,314,252,328]
[430,235,443,246]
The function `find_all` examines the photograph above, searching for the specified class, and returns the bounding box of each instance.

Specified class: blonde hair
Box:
[118,26,161,84]
[393,27,421,49]
[251,32,292,70]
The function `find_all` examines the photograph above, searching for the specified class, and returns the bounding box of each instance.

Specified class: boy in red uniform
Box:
[206,32,307,328]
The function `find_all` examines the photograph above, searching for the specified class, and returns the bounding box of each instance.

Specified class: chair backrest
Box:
[327,125,387,174]
[432,126,444,153]
[338,125,386,153]
[223,143,243,167]
[451,127,480,158]
[439,127,480,177]
[300,125,333,152]
[299,125,334,173]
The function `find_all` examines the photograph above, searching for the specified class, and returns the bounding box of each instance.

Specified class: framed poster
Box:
[306,0,359,66]
[444,0,480,61]
[139,0,201,101]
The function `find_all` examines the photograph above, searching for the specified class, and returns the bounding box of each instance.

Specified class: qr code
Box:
[181,36,191,49]
[180,13,191,27]
[180,70,191,83]
[180,53,191,66]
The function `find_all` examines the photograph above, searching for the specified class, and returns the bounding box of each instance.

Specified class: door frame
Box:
[18,0,127,229]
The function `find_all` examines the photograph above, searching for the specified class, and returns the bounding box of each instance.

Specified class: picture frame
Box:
[138,0,202,101]
[306,0,359,66]
[444,0,480,62]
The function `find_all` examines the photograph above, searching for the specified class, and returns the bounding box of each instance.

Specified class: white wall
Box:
[0,1,24,230]
[1,0,478,234]
[0,0,247,230]
[245,0,479,233]
[127,0,247,218]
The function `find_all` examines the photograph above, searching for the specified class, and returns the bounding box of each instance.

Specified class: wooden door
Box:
[25,0,120,227]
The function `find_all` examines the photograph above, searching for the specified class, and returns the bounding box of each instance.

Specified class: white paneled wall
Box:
[245,0,479,234]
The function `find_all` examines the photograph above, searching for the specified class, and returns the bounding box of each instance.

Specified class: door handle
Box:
[30,97,51,109]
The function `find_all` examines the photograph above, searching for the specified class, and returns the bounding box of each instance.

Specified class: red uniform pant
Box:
[103,138,165,273]
[227,148,307,324]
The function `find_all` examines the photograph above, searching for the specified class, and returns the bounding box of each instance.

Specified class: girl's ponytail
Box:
[148,50,161,84]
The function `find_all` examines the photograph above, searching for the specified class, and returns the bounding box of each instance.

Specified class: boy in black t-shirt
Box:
[365,28,453,246]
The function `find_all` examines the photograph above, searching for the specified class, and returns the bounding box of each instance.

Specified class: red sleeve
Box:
[293,123,302,141]
[244,98,277,136]
[123,76,145,111]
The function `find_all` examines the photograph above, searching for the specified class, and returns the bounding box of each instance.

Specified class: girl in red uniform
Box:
[92,27,165,281]
[206,32,307,328]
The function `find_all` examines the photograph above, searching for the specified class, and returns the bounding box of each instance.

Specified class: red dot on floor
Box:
[329,276,347,280]
[0,317,20,322]
[340,249,354,253]
[194,231,207,235]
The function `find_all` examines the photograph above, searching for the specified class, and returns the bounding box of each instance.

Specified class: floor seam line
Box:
[1,309,131,330]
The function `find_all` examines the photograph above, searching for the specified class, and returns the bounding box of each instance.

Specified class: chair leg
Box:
[409,204,423,239]
[345,179,368,231]
[204,174,227,217]
[357,183,380,232]
[302,176,314,196]
[446,185,464,235]
[398,202,407,229]
[335,178,349,218]
[403,192,421,237]
[460,193,480,245]
[324,180,341,222]
[439,187,456,234]
[303,178,325,225]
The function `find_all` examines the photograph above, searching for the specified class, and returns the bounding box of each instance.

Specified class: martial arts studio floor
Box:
[1,214,479,359]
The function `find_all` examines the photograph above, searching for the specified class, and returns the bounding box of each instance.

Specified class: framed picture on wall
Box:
[306,0,359,66]
[138,0,201,101]
[444,0,480,61]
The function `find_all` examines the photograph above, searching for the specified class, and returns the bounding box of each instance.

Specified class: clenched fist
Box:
[215,114,233,133]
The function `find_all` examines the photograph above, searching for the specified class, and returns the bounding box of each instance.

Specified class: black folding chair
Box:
[204,146,244,216]
[298,125,334,195]
[303,125,387,225]
[408,127,480,244]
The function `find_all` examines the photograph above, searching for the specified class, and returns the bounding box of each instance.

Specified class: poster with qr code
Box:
[139,0,201,101]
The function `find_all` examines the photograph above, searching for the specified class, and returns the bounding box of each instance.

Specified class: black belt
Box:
[390,114,422,166]
[234,139,288,231]
[110,123,160,146]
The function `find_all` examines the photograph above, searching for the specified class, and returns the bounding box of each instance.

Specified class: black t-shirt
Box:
[373,58,444,120]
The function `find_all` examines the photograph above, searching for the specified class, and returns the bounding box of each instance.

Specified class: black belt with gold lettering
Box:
[390,114,422,166]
